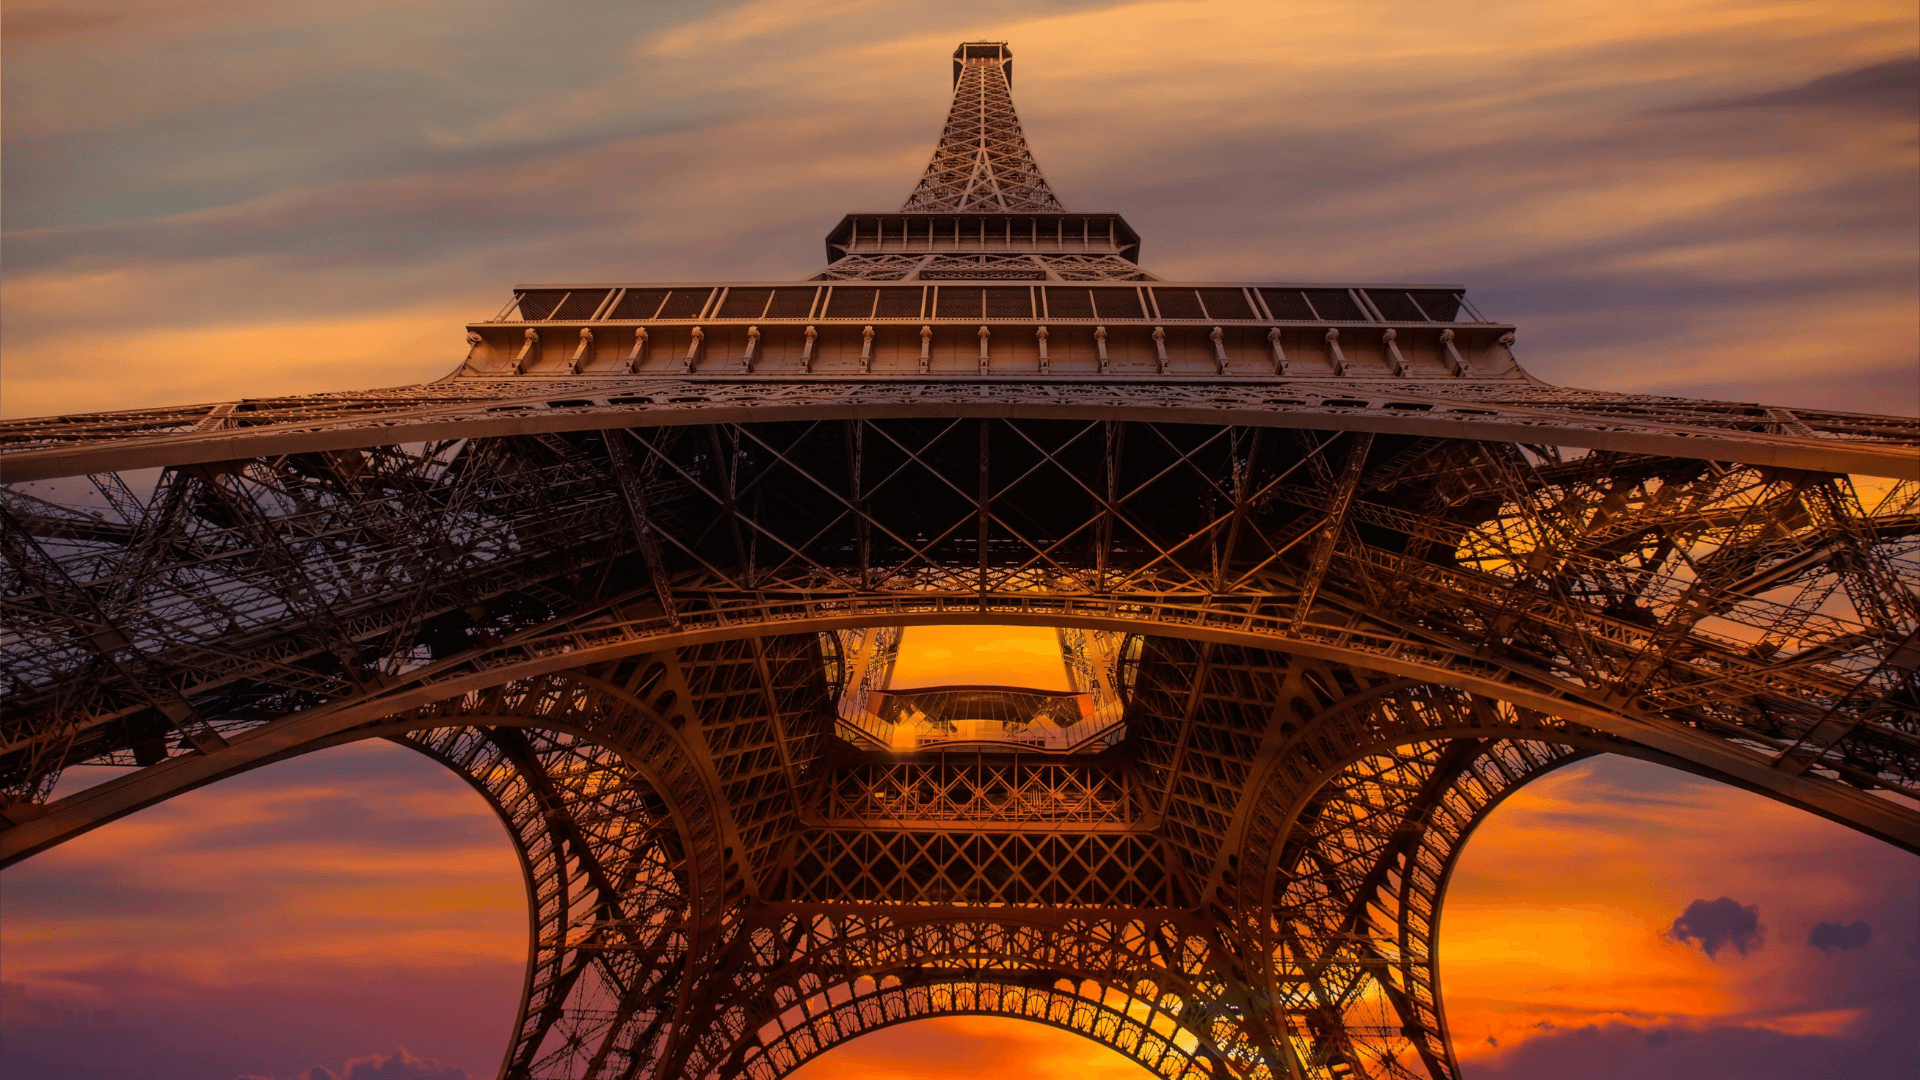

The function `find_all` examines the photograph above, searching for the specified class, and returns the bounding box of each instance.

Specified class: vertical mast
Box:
[901,43,1064,213]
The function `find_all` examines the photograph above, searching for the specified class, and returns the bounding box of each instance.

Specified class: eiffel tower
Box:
[2,41,1917,1080]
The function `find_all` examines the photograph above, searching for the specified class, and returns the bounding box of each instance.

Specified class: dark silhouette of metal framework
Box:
[2,41,1916,1080]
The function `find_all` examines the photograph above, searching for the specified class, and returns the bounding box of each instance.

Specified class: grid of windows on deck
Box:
[506,285,1471,322]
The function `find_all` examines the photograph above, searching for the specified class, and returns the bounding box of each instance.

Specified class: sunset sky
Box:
[2,0,1917,1077]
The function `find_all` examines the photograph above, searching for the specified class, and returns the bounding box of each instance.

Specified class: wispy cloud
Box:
[5,0,1915,417]
[1667,57,1920,114]
[0,742,521,1078]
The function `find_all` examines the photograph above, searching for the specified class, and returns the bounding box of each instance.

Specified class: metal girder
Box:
[4,421,1915,847]
[1291,432,1373,630]
[605,430,679,626]
[185,644,1609,1080]
[0,500,217,778]
[901,43,1063,214]
[5,379,1915,483]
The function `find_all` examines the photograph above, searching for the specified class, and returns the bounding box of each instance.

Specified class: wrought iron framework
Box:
[2,40,1916,1080]
[902,43,1063,214]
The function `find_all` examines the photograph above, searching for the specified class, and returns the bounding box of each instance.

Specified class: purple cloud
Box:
[295,1047,469,1080]
[1808,920,1872,953]
[1668,897,1764,958]
[1464,1015,1919,1080]
[1669,58,1920,116]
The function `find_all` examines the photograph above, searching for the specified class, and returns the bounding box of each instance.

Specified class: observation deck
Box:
[464,280,1512,381]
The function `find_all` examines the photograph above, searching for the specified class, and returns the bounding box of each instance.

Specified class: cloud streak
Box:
[0,741,522,1080]
[297,1046,473,1080]
[4,0,1916,418]
[1669,57,1920,115]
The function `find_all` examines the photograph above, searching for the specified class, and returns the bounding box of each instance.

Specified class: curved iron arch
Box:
[3,631,1915,1078]
[1254,735,1592,1078]
[3,639,1907,1079]
[359,686,1251,1076]
[8,614,1911,869]
[397,724,697,1078]
[699,906,1270,1078]
[285,659,761,1076]
[1213,664,1750,1078]
[7,422,1915,862]
[269,713,1616,1080]
[737,974,1229,1080]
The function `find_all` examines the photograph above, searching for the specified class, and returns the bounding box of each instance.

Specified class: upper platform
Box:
[951,41,1015,88]
[818,212,1144,274]
[460,278,1515,381]
[3,42,1915,481]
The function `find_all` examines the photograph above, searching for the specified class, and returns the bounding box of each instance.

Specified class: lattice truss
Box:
[5,379,1913,466]
[8,420,1913,807]
[1120,645,1612,1080]
[3,416,1916,1079]
[215,642,1619,1080]
[813,254,929,281]
[814,253,1154,281]
[1046,254,1157,281]
[901,49,1064,214]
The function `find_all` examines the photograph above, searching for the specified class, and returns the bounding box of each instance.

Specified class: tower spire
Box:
[901,42,1064,213]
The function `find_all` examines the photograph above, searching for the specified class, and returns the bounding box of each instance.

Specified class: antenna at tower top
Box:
[902,41,1063,214]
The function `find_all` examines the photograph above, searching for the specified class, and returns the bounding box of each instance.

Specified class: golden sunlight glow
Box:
[1441,757,1909,1064]
[889,625,1072,690]
[786,1015,1154,1080]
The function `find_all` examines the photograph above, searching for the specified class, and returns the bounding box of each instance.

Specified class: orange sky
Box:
[1437,758,1917,1074]
[783,752,1919,1080]
[3,0,1916,418]
[0,742,526,1077]
[5,728,1912,1078]
[889,625,1074,690]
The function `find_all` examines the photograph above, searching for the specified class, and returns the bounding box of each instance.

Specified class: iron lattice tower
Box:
[902,44,1063,213]
[3,41,1918,1080]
